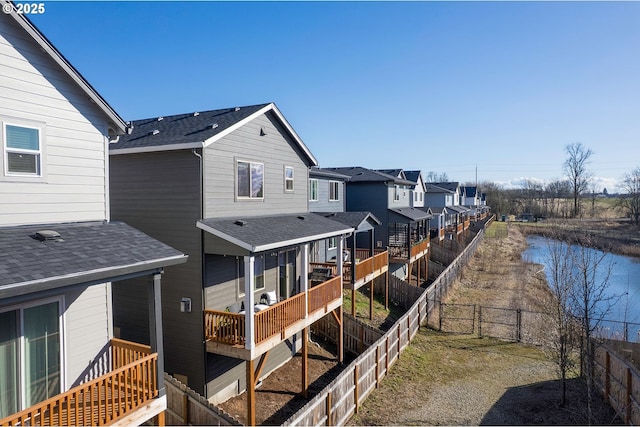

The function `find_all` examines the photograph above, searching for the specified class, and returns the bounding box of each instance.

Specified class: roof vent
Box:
[235,107,240,112]
[150,129,160,136]
[234,220,247,226]
[193,112,200,116]
[32,230,64,242]
[157,117,164,121]
[211,123,219,130]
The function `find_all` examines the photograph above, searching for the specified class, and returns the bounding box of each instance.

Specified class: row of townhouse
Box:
[1,8,489,426]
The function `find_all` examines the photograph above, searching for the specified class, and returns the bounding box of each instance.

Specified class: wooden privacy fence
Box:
[595,346,640,425]
[164,374,240,426]
[312,314,384,356]
[282,228,485,426]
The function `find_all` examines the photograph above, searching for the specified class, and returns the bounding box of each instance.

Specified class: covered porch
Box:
[387,208,431,285]
[197,213,354,426]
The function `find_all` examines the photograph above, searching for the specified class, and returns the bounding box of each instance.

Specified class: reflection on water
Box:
[523,235,640,342]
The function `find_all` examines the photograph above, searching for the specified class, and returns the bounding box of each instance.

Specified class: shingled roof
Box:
[0,221,187,299]
[110,102,317,165]
[323,167,415,185]
[197,213,353,253]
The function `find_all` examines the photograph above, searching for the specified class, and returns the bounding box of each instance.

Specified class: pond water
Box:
[522,235,640,342]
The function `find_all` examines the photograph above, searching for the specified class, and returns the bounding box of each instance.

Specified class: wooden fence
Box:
[282,227,486,426]
[594,346,640,425]
[312,314,384,356]
[164,374,240,426]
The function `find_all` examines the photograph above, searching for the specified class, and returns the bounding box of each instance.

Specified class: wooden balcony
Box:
[463,219,470,230]
[0,339,161,427]
[310,250,388,291]
[456,223,464,234]
[409,237,429,263]
[204,276,342,360]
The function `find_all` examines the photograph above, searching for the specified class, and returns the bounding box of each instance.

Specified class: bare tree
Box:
[546,179,571,218]
[424,171,449,183]
[568,238,615,423]
[563,143,594,218]
[618,166,640,225]
[543,237,577,406]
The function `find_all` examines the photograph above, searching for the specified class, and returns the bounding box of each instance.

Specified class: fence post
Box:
[375,345,380,388]
[397,324,402,357]
[354,364,360,414]
[439,302,443,332]
[472,305,476,335]
[626,367,632,424]
[326,391,332,426]
[516,309,522,342]
[478,305,482,338]
[604,351,610,405]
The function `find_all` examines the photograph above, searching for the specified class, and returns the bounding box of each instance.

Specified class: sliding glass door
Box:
[0,300,61,419]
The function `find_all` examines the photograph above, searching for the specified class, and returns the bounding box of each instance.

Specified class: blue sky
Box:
[29,1,640,190]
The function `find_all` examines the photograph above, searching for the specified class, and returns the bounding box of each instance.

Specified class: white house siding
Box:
[387,183,411,208]
[63,283,111,387]
[0,16,109,226]
[203,112,309,218]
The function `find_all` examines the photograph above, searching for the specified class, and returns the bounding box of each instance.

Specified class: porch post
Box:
[301,243,309,317]
[337,235,344,277]
[246,358,256,426]
[148,272,165,398]
[351,232,357,285]
[302,327,309,397]
[244,255,255,350]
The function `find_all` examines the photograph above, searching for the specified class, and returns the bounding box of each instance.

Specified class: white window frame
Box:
[329,181,339,202]
[327,237,337,250]
[237,257,245,298]
[309,178,318,202]
[394,185,400,201]
[0,296,65,416]
[284,166,294,192]
[236,159,264,200]
[1,120,46,181]
[254,255,265,291]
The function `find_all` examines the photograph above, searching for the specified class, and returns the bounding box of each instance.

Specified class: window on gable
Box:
[237,160,264,199]
[4,124,41,176]
[394,185,400,201]
[309,179,318,201]
[284,166,294,192]
[329,181,339,201]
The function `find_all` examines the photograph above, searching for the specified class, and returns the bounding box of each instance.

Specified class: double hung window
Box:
[284,166,294,192]
[329,181,339,201]
[4,124,42,176]
[309,179,318,201]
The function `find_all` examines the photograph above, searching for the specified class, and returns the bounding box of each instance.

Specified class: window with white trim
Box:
[284,166,294,192]
[309,179,318,201]
[4,123,42,176]
[394,185,400,201]
[328,237,337,250]
[0,299,62,418]
[329,181,339,201]
[237,160,264,199]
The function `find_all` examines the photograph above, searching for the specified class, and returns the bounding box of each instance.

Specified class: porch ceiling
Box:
[197,213,354,253]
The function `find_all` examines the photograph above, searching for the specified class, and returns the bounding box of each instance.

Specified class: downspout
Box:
[192,148,206,396]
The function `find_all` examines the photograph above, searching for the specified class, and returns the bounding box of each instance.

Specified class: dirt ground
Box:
[217,339,349,425]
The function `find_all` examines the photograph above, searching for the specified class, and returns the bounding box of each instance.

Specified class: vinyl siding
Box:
[309,177,345,213]
[345,183,390,248]
[109,150,205,393]
[203,112,309,218]
[64,283,111,387]
[0,15,110,226]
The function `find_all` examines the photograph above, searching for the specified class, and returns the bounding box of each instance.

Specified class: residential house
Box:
[308,167,389,318]
[0,7,187,426]
[404,170,426,209]
[324,167,430,284]
[425,182,470,240]
[108,103,353,425]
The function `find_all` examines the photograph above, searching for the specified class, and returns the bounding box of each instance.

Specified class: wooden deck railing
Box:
[464,219,470,229]
[410,238,429,258]
[308,276,342,314]
[1,341,157,427]
[456,223,464,234]
[205,277,343,348]
[255,293,306,344]
[204,311,246,345]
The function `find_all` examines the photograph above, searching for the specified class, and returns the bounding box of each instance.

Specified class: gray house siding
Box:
[109,149,205,393]
[203,113,309,218]
[0,16,111,226]
[309,177,345,213]
[345,183,390,249]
